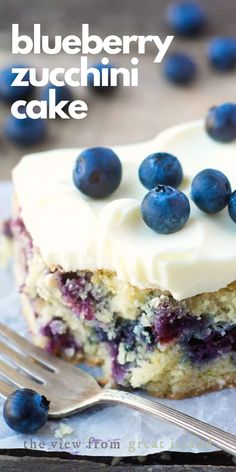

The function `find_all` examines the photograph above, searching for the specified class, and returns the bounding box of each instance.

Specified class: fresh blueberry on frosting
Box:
[141,185,190,234]
[139,152,183,190]
[163,53,197,85]
[191,169,231,214]
[228,191,236,223]
[166,1,206,36]
[206,103,236,143]
[3,389,49,434]
[73,147,122,198]
[207,37,236,71]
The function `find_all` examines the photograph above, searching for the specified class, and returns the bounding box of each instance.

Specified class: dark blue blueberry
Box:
[166,1,206,36]
[95,327,109,342]
[0,64,33,104]
[119,321,137,351]
[208,37,236,71]
[73,147,122,198]
[141,185,190,234]
[153,299,236,365]
[191,169,231,214]
[41,317,78,356]
[41,83,73,105]
[58,272,94,320]
[228,191,236,223]
[205,103,236,143]
[3,389,49,434]
[163,53,197,85]
[5,108,47,146]
[87,63,117,94]
[139,152,183,190]
[154,300,201,344]
[181,321,235,364]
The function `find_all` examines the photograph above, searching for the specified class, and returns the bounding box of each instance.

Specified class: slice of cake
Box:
[10,117,236,399]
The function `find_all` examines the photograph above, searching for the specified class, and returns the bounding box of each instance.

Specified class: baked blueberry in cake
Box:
[9,103,236,399]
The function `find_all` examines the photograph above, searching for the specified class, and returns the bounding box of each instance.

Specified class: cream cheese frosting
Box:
[13,120,236,300]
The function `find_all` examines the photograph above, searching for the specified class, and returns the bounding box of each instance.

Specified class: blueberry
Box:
[5,108,47,146]
[166,1,206,37]
[0,64,33,104]
[228,191,236,223]
[3,388,50,434]
[208,37,236,71]
[205,103,236,143]
[163,53,197,85]
[41,83,73,105]
[191,169,231,214]
[87,63,117,94]
[141,185,190,234]
[139,152,183,190]
[73,147,122,198]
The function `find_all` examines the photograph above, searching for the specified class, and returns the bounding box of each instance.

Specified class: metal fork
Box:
[0,322,235,455]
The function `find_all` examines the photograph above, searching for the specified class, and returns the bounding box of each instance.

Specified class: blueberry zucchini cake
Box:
[10,104,236,399]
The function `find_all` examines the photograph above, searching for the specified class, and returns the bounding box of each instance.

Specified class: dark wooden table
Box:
[1,0,236,469]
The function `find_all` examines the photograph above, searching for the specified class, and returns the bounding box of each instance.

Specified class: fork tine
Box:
[0,379,15,398]
[0,358,45,391]
[0,322,64,371]
[0,340,51,383]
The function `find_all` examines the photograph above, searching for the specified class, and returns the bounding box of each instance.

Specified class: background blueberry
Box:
[205,103,236,143]
[0,64,33,104]
[228,191,236,223]
[208,37,236,71]
[163,53,197,85]
[73,147,122,198]
[139,152,183,189]
[191,168,231,214]
[3,388,50,434]
[166,1,206,37]
[87,63,117,94]
[41,83,73,105]
[5,108,47,146]
[141,185,190,234]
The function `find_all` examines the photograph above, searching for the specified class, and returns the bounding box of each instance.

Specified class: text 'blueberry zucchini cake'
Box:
[11,108,236,399]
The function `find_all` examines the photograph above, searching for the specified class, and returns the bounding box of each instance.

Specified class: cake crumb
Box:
[217,379,226,388]
[54,423,74,438]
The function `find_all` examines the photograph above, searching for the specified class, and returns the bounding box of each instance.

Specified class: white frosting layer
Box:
[13,120,236,300]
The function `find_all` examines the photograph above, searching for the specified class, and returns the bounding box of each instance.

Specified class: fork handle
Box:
[99,389,236,455]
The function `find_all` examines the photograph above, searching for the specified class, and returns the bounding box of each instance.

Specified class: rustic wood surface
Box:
[1,0,236,469]
[0,454,236,472]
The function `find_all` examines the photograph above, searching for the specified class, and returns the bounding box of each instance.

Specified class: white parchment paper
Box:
[0,181,235,456]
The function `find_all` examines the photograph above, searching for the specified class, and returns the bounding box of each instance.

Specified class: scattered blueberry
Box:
[166,1,206,37]
[205,103,236,143]
[139,152,183,190]
[87,63,117,94]
[208,37,236,71]
[141,185,190,234]
[73,147,122,198]
[3,388,50,434]
[41,83,73,105]
[5,108,47,146]
[228,191,236,223]
[163,53,197,85]
[0,64,33,104]
[191,169,231,214]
